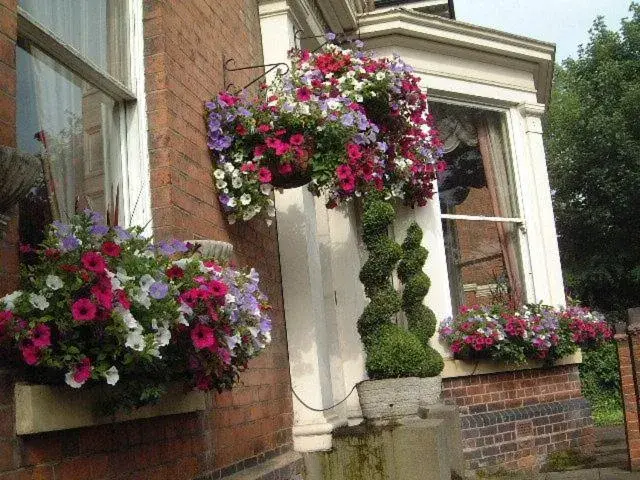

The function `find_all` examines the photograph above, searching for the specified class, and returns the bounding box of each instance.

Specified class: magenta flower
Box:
[73,358,92,384]
[191,324,217,350]
[81,252,107,273]
[72,298,97,322]
[30,324,51,348]
[289,133,305,146]
[258,167,272,184]
[20,341,39,365]
[296,87,311,102]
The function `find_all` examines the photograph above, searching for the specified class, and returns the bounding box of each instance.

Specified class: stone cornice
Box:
[357,8,556,104]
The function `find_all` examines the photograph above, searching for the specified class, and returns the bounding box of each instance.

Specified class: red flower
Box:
[257,124,271,133]
[254,145,266,157]
[274,140,290,156]
[30,324,51,348]
[91,279,113,310]
[240,162,257,173]
[278,164,293,176]
[274,129,287,137]
[195,373,213,391]
[101,241,121,258]
[258,168,272,184]
[296,87,311,102]
[340,177,355,193]
[206,280,229,299]
[300,49,311,62]
[347,143,362,160]
[81,252,107,273]
[60,264,79,273]
[166,265,185,280]
[72,299,97,322]
[73,358,92,384]
[20,342,39,365]
[44,248,60,258]
[289,133,305,146]
[336,164,352,180]
[218,92,237,106]
[191,324,217,350]
[114,289,131,309]
[235,124,247,135]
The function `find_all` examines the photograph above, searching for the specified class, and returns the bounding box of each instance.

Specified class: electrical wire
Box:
[290,383,359,412]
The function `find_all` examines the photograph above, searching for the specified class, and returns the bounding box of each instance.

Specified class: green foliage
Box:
[357,202,442,378]
[545,3,640,316]
[579,341,622,425]
[544,449,592,472]
[365,324,441,379]
[398,222,443,375]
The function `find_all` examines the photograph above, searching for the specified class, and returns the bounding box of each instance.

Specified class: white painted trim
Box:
[17,7,135,101]
[122,0,153,230]
[440,214,524,223]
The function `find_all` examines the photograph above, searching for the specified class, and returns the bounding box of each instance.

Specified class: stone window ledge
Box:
[15,382,207,435]
[441,351,582,379]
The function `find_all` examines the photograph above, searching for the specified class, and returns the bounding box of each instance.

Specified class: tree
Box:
[545,3,640,318]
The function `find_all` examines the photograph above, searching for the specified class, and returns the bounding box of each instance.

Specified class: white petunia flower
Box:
[177,312,189,326]
[224,162,235,173]
[216,179,228,189]
[375,72,386,80]
[29,293,49,311]
[213,169,226,179]
[65,371,84,389]
[45,275,64,291]
[227,197,237,207]
[240,193,252,205]
[132,289,151,309]
[139,275,155,292]
[155,322,171,347]
[125,327,145,351]
[260,184,273,195]
[1,291,22,310]
[105,366,119,386]
[232,177,243,189]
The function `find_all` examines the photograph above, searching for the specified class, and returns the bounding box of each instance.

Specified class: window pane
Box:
[19,0,129,84]
[17,42,121,244]
[442,219,524,312]
[432,103,519,218]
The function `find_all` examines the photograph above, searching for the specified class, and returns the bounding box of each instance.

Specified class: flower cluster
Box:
[562,306,612,347]
[439,303,610,365]
[167,256,272,392]
[0,211,271,411]
[206,37,444,223]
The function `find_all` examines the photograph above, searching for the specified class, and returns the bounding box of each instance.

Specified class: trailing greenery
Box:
[579,342,623,426]
[358,196,443,379]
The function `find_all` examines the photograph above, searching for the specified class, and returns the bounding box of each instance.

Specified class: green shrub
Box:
[579,341,623,425]
[358,199,442,379]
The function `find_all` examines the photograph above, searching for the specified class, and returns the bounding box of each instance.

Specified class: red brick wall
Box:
[0,1,295,478]
[617,313,640,471]
[443,365,595,472]
[0,0,19,297]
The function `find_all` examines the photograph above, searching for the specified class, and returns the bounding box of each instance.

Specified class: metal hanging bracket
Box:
[222,55,290,94]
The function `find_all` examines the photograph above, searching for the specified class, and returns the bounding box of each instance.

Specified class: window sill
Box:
[15,382,207,435]
[441,350,583,379]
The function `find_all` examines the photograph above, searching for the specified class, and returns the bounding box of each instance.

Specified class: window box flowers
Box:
[0,211,272,416]
[438,303,612,366]
[206,38,444,224]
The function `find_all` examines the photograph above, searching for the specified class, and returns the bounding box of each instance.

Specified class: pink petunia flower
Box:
[191,324,217,350]
[73,358,92,384]
[101,241,121,257]
[258,168,272,184]
[336,164,352,180]
[289,134,305,146]
[72,298,97,322]
[278,164,293,176]
[81,252,107,273]
[30,324,51,348]
[21,342,40,365]
[296,87,312,102]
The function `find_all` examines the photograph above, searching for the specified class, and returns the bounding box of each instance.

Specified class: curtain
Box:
[476,118,523,303]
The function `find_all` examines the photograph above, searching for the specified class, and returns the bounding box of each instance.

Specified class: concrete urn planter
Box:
[356,376,442,420]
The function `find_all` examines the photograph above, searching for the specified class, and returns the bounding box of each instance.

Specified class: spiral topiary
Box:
[358,197,443,379]
[398,222,444,376]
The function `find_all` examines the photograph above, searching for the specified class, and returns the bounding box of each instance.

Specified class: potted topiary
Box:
[355,194,443,420]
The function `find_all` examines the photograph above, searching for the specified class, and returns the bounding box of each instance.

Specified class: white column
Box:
[326,203,368,425]
[259,0,345,452]
[395,191,454,359]
[517,103,565,306]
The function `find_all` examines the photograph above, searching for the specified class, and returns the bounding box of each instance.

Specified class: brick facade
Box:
[442,365,595,472]
[617,309,640,471]
[0,1,296,479]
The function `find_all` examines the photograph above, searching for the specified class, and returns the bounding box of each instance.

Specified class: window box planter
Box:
[441,351,583,379]
[14,382,207,435]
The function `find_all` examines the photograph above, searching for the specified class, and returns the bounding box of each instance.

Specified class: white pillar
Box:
[395,190,454,359]
[326,203,368,425]
[259,0,345,452]
[517,103,565,306]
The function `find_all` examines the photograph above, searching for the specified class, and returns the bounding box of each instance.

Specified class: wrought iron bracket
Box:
[222,55,289,93]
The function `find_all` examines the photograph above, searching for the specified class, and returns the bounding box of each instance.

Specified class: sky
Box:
[454,0,631,62]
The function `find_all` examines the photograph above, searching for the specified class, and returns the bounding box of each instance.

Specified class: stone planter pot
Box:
[186,239,234,262]
[356,376,442,420]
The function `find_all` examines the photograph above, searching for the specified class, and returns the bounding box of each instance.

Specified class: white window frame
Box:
[430,98,536,306]
[16,0,152,230]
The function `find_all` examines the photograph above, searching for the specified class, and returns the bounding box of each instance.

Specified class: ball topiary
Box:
[365,324,432,379]
[397,221,443,376]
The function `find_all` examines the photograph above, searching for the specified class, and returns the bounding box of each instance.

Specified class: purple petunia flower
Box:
[157,241,175,256]
[212,136,233,151]
[114,226,133,241]
[90,224,110,237]
[61,235,80,251]
[353,133,367,145]
[325,32,336,41]
[149,282,169,300]
[52,220,71,238]
[340,113,354,127]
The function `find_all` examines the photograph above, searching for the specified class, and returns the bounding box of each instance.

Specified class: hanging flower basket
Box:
[205,37,445,224]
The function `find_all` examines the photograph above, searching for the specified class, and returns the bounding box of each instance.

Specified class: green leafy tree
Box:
[545,3,640,318]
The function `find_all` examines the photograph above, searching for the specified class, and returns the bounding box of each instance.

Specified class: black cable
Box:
[290,383,359,412]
